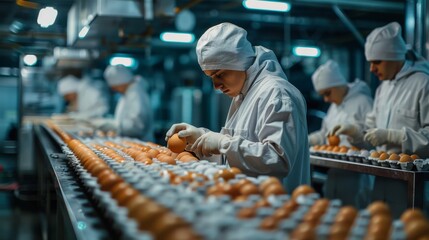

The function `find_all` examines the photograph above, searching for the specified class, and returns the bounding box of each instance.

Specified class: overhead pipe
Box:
[332,5,365,47]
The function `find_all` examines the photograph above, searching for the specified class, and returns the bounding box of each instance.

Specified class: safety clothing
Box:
[165,123,205,145]
[196,22,255,71]
[191,132,229,157]
[364,59,429,157]
[311,80,373,146]
[364,128,405,146]
[58,75,110,119]
[104,65,134,86]
[311,60,347,92]
[365,22,407,61]
[114,77,154,140]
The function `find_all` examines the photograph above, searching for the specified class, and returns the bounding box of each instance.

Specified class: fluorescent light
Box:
[243,0,291,12]
[37,7,58,28]
[109,57,137,68]
[160,32,195,43]
[78,26,90,38]
[23,54,37,66]
[292,46,321,57]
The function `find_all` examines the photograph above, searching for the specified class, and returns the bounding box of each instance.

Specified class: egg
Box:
[167,133,187,153]
[292,185,315,200]
[378,153,389,160]
[239,183,259,196]
[367,201,390,216]
[328,135,340,146]
[399,155,413,163]
[237,207,257,219]
[410,154,420,160]
[272,207,291,220]
[158,226,202,240]
[150,212,189,238]
[400,209,425,224]
[370,151,380,158]
[259,177,282,192]
[263,184,286,197]
[259,216,279,230]
[404,219,429,240]
[389,153,400,161]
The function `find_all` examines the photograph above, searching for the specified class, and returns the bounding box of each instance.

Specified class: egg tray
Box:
[59,140,418,240]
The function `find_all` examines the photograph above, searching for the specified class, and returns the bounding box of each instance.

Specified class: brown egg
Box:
[159,155,177,165]
[259,216,279,230]
[404,219,429,240]
[367,201,390,216]
[401,209,425,224]
[410,154,420,160]
[263,184,286,197]
[237,207,257,219]
[389,153,400,161]
[126,195,151,217]
[292,185,315,200]
[253,199,271,208]
[167,133,187,153]
[290,222,316,240]
[98,172,124,191]
[234,179,252,189]
[150,213,189,238]
[282,200,299,211]
[328,135,340,146]
[116,187,140,206]
[399,155,413,163]
[259,177,282,192]
[378,153,389,161]
[369,214,392,230]
[233,195,248,202]
[146,149,160,158]
[329,223,351,240]
[370,151,380,158]
[213,169,235,181]
[335,206,358,226]
[239,183,260,196]
[158,226,203,240]
[176,151,193,160]
[229,167,242,174]
[110,182,130,198]
[132,201,169,230]
[87,162,109,177]
[179,156,198,162]
[272,207,291,220]
[339,146,348,153]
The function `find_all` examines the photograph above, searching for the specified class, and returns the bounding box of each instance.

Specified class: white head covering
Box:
[312,60,347,91]
[196,22,255,71]
[365,22,407,61]
[104,65,134,86]
[57,75,79,95]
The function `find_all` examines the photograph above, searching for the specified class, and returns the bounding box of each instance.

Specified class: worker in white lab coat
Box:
[330,22,429,217]
[57,74,110,119]
[166,22,310,192]
[101,65,154,141]
[309,60,373,206]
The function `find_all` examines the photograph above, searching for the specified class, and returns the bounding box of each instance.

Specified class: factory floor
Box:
[0,154,42,240]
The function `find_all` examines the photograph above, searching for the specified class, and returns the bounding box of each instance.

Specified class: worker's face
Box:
[369,60,400,81]
[318,87,343,105]
[110,84,128,94]
[203,69,246,97]
[63,92,77,103]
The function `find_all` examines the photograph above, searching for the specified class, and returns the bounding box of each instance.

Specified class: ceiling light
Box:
[243,0,291,12]
[160,32,195,43]
[292,46,321,57]
[109,56,137,68]
[23,54,37,66]
[78,26,90,39]
[37,7,58,28]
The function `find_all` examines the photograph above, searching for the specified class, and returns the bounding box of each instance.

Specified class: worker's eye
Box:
[215,72,225,79]
[372,60,381,65]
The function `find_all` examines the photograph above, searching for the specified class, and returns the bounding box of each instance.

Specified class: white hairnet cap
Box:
[196,22,255,71]
[104,65,134,86]
[365,22,407,61]
[312,60,347,91]
[57,75,79,95]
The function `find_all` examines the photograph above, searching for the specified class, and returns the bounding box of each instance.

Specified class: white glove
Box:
[328,124,361,138]
[190,132,229,157]
[364,128,404,146]
[308,132,324,146]
[165,123,205,145]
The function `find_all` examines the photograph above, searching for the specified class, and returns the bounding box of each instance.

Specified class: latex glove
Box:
[328,124,361,138]
[308,132,324,146]
[165,123,205,145]
[190,132,229,157]
[364,128,404,146]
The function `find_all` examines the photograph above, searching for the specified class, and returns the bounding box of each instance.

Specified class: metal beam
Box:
[292,0,404,12]
[332,5,365,47]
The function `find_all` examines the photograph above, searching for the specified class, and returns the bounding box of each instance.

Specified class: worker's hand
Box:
[308,132,323,146]
[190,132,229,157]
[328,124,361,138]
[165,123,205,144]
[364,128,404,146]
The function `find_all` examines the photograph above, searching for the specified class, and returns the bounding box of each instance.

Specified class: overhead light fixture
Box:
[243,0,291,12]
[78,26,90,39]
[37,7,58,28]
[292,46,321,57]
[109,56,138,69]
[23,54,37,66]
[160,32,195,43]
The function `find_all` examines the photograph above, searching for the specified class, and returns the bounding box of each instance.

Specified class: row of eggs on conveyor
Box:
[61,137,429,240]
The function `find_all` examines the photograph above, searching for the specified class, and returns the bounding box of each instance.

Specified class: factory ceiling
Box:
[0,0,404,69]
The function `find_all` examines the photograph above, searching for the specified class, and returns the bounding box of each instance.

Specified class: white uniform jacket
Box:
[70,77,110,119]
[365,59,429,157]
[310,80,373,146]
[114,77,154,141]
[218,46,310,192]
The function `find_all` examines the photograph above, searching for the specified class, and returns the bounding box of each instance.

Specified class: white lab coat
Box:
[114,77,154,141]
[218,46,310,192]
[69,77,110,119]
[365,59,429,157]
[309,79,373,146]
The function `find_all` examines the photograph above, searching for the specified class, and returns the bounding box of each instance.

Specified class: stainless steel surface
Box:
[310,155,429,210]
[35,125,110,240]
